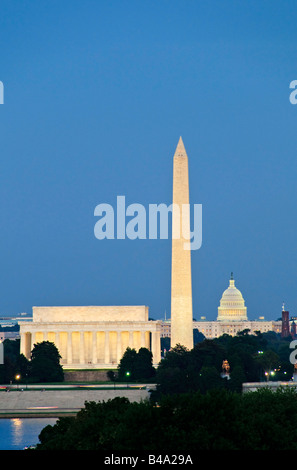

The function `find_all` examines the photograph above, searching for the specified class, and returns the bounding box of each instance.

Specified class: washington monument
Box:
[170,137,193,350]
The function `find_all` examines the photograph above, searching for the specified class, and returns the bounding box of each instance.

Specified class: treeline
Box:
[115,329,295,397]
[0,339,63,384]
[36,388,297,450]
[152,329,295,399]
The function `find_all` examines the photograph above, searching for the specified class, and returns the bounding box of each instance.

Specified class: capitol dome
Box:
[217,273,248,322]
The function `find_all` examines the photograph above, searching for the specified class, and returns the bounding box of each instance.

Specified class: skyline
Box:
[1,1,297,321]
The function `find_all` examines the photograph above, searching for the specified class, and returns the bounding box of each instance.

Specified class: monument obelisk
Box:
[170,137,193,350]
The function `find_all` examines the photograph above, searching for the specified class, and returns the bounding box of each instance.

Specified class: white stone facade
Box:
[193,320,282,339]
[160,320,282,340]
[20,306,162,369]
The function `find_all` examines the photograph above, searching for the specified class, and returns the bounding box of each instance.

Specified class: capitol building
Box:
[161,273,282,340]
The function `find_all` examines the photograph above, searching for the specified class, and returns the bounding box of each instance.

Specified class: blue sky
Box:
[0,0,297,320]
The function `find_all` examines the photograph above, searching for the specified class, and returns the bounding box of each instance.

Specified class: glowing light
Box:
[26,406,59,410]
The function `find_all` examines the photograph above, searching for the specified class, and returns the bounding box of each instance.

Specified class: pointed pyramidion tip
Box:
[174,136,187,157]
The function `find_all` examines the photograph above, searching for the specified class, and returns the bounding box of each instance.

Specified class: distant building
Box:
[0,331,20,342]
[0,313,32,328]
[193,318,281,339]
[160,320,171,338]
[0,313,31,342]
[160,318,281,341]
[281,307,290,338]
[280,305,297,339]
[291,320,297,338]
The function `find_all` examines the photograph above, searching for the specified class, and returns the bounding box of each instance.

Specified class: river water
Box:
[0,418,57,450]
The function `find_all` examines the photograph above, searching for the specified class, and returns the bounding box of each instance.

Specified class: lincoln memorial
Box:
[20,305,162,368]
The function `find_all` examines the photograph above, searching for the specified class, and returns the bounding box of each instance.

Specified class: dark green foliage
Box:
[106,370,116,382]
[134,347,155,380]
[117,347,138,381]
[0,339,63,384]
[117,347,155,381]
[152,331,295,400]
[0,339,30,384]
[152,343,226,399]
[30,341,64,382]
[193,328,205,345]
[161,336,170,355]
[36,388,297,450]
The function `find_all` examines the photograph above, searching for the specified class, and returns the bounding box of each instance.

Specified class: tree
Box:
[161,336,170,355]
[15,353,30,381]
[197,366,224,394]
[152,344,196,398]
[117,347,155,381]
[117,347,138,381]
[255,349,280,381]
[134,348,155,380]
[193,329,205,345]
[0,339,28,384]
[107,370,117,382]
[30,341,64,382]
[228,365,247,392]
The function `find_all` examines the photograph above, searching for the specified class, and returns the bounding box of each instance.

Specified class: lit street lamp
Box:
[15,374,20,391]
[126,371,130,388]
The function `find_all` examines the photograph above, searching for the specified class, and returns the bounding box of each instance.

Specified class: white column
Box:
[145,331,150,349]
[104,331,110,364]
[20,332,26,356]
[31,332,36,351]
[55,332,60,355]
[140,331,146,348]
[151,331,161,365]
[116,331,122,363]
[79,332,85,365]
[129,331,134,349]
[92,331,97,364]
[67,332,72,365]
[21,332,31,359]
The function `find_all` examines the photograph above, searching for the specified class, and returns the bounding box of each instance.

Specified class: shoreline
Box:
[0,384,153,418]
